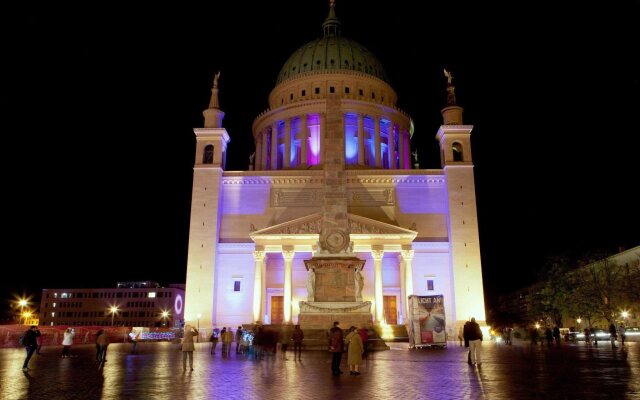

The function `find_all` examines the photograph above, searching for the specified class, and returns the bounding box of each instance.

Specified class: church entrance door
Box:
[383,295,397,324]
[271,296,284,324]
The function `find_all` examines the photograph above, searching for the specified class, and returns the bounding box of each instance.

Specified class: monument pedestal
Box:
[300,256,372,329]
[298,301,372,329]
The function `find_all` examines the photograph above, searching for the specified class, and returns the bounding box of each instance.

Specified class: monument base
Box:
[298,301,373,329]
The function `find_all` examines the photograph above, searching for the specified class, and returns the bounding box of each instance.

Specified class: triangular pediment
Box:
[250,213,417,237]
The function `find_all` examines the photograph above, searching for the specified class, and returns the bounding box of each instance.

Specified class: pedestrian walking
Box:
[209,328,219,355]
[21,325,41,371]
[96,329,110,362]
[608,323,617,348]
[61,328,75,358]
[617,323,626,347]
[279,325,292,360]
[182,324,198,371]
[345,326,364,375]
[552,325,561,346]
[463,321,472,364]
[235,326,244,354]
[129,328,140,354]
[464,317,483,366]
[292,325,304,360]
[358,327,369,358]
[328,321,344,376]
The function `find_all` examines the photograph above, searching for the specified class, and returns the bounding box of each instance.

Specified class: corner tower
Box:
[436,70,486,326]
[184,73,230,328]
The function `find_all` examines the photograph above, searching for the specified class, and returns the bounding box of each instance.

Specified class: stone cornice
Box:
[221,170,445,185]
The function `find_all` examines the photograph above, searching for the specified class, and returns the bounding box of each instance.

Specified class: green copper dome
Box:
[276,3,388,85]
[276,36,389,85]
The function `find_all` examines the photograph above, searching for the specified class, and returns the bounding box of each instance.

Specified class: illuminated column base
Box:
[253,250,266,322]
[372,247,384,323]
[283,247,295,324]
[401,247,414,322]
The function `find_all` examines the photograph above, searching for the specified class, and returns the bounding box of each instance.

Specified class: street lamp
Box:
[196,313,202,342]
[109,306,119,326]
[161,310,170,327]
[534,323,540,330]
[621,311,628,320]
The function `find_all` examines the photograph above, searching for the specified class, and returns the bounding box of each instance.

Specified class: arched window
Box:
[452,143,463,162]
[203,144,214,164]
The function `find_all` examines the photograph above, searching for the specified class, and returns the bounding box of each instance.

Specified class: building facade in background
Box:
[496,246,640,329]
[184,2,486,336]
[39,282,185,327]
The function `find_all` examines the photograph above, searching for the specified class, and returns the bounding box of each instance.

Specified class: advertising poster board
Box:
[408,295,446,348]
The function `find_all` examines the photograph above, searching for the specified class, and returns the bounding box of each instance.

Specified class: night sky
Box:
[4,1,639,316]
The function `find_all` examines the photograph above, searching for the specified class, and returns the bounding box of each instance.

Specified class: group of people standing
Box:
[328,321,368,376]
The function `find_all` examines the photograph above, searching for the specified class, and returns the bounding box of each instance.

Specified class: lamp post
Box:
[18,299,28,324]
[161,310,170,327]
[621,311,628,321]
[110,306,119,326]
[196,313,202,343]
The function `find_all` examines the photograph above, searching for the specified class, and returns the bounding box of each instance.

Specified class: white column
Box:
[284,118,291,168]
[270,122,278,170]
[372,246,385,323]
[397,126,404,170]
[261,131,268,170]
[388,122,396,169]
[319,113,326,164]
[252,249,266,322]
[255,133,262,171]
[301,114,308,166]
[401,247,414,323]
[283,246,295,324]
[374,116,381,168]
[357,113,365,165]
[398,253,406,324]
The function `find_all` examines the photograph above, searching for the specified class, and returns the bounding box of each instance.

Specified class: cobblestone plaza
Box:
[1,341,638,399]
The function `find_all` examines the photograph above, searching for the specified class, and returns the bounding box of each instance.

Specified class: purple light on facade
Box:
[344,113,358,163]
[307,114,320,165]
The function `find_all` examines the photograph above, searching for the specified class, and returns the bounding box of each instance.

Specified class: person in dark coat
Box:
[328,321,344,376]
[462,321,472,364]
[22,325,41,371]
[465,318,483,365]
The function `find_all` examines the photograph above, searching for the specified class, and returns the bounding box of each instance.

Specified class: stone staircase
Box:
[242,324,392,351]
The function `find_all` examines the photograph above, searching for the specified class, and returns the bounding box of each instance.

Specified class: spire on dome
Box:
[322,0,342,37]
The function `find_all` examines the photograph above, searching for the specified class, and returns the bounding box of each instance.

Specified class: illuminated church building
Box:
[185,2,486,336]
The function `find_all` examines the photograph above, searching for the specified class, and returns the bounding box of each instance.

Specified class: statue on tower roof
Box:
[208,71,221,109]
[443,68,457,106]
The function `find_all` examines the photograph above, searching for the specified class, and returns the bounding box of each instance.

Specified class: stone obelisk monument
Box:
[298,94,373,329]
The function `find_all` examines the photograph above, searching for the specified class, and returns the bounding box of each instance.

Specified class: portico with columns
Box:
[249,212,417,325]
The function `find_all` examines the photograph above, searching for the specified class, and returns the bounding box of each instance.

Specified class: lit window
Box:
[61,293,68,298]
[234,281,241,292]
[427,280,434,291]
[52,303,57,308]
[51,312,55,317]
[148,292,156,298]
[54,293,58,298]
